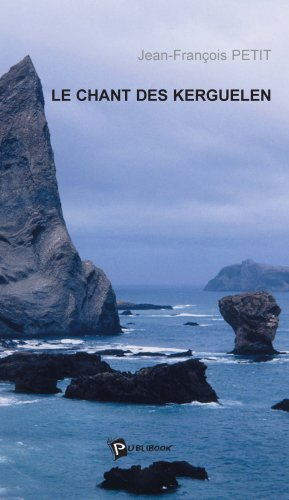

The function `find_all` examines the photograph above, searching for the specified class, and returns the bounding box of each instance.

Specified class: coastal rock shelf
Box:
[0,57,120,336]
[219,291,281,355]
[65,358,218,404]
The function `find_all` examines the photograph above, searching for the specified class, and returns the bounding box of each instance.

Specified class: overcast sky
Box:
[1,1,289,285]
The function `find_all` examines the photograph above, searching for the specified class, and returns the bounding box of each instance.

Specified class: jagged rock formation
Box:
[65,358,218,404]
[219,291,281,354]
[204,259,289,292]
[100,461,208,494]
[0,56,120,336]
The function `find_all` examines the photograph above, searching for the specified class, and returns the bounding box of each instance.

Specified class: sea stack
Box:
[219,291,281,354]
[0,56,120,336]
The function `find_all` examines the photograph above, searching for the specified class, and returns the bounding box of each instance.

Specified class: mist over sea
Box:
[1,286,289,499]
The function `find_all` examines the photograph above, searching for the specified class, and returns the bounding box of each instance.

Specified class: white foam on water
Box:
[148,314,175,317]
[80,343,193,358]
[122,344,190,354]
[173,304,196,309]
[220,399,243,407]
[15,399,40,405]
[0,396,16,406]
[269,357,289,363]
[18,341,65,350]
[181,401,220,408]
[148,313,220,318]
[0,456,9,464]
[0,350,14,358]
[174,313,220,318]
[0,396,40,407]
[201,356,240,365]
[59,339,84,345]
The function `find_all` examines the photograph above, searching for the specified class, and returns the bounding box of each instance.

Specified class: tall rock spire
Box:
[0,56,120,336]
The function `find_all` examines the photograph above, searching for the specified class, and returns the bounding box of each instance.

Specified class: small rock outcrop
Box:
[117,301,172,310]
[95,349,132,357]
[205,259,289,292]
[100,461,208,494]
[0,56,120,336]
[219,291,281,354]
[272,399,289,412]
[65,358,218,404]
[167,349,193,358]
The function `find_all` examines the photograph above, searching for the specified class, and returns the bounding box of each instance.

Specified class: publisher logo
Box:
[107,437,173,461]
[107,438,128,461]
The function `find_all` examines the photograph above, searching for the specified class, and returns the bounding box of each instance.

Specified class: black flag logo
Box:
[107,438,128,461]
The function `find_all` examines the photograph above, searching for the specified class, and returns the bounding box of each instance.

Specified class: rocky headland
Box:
[205,259,289,292]
[0,56,120,336]
[219,291,281,355]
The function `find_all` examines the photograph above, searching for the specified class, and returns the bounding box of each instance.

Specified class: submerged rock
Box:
[272,399,289,412]
[65,358,218,404]
[219,291,281,354]
[100,461,208,494]
[184,322,199,326]
[120,310,133,316]
[205,259,289,292]
[0,56,120,336]
[117,301,172,310]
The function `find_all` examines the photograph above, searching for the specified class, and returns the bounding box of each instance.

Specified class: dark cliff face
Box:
[0,56,120,336]
[204,259,289,292]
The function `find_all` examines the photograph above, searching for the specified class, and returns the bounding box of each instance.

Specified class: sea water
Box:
[0,286,289,499]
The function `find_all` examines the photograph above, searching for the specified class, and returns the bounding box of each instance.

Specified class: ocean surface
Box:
[1,286,289,499]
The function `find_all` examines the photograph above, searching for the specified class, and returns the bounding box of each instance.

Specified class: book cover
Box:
[0,1,288,498]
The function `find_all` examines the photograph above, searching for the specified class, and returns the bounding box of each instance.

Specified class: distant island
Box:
[204,259,289,292]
